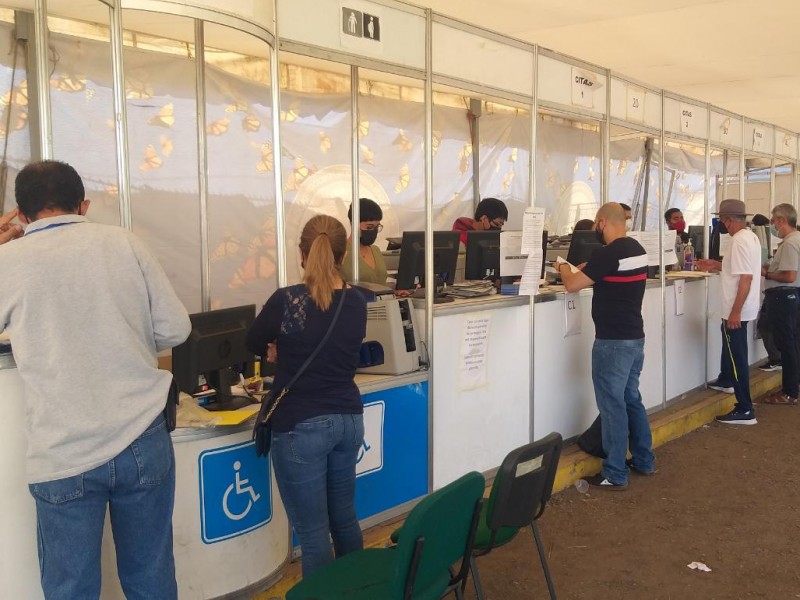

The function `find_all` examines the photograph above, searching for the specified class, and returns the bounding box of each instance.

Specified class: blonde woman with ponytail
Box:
[246,215,367,577]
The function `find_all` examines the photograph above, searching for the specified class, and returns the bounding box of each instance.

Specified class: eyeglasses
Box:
[360,223,383,232]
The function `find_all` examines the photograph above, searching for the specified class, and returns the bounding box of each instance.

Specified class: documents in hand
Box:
[441,280,497,298]
[555,255,580,273]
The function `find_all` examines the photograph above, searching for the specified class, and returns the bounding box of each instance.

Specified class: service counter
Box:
[0,353,427,599]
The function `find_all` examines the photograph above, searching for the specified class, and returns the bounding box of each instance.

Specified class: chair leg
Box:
[530,522,557,600]
[469,555,486,600]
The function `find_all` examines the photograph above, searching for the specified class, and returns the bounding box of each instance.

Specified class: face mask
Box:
[672,219,686,233]
[594,226,606,245]
[717,220,728,235]
[770,224,781,239]
[359,228,379,246]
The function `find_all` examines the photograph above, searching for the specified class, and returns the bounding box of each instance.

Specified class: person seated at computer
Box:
[574,219,595,231]
[452,197,508,245]
[665,207,689,243]
[339,197,387,285]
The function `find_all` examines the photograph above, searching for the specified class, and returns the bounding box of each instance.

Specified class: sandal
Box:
[763,392,798,405]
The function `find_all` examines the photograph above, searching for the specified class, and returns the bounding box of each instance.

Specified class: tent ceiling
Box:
[420,0,800,132]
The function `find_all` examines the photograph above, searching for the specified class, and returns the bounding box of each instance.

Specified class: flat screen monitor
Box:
[687,225,706,259]
[567,230,603,266]
[172,304,256,411]
[465,231,500,280]
[395,231,460,290]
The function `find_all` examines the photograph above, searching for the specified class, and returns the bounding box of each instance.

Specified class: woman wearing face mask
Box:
[339,197,387,284]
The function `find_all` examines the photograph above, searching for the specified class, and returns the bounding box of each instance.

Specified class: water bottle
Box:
[675,238,684,270]
[574,479,589,494]
[683,240,694,271]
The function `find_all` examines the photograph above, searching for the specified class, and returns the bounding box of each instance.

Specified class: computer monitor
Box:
[567,230,603,266]
[395,231,460,290]
[687,225,706,259]
[172,304,257,411]
[465,231,500,280]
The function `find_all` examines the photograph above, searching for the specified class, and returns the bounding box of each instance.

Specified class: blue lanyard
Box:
[25,221,82,236]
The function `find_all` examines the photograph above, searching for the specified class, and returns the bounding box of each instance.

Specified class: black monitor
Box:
[567,230,603,266]
[395,231,460,291]
[172,304,257,411]
[465,231,500,280]
[687,225,706,259]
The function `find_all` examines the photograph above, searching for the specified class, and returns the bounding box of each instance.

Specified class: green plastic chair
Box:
[470,433,563,600]
[286,471,485,600]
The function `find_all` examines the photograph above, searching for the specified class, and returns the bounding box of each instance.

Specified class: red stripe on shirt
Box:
[602,273,647,283]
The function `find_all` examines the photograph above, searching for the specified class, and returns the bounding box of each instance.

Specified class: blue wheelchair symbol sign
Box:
[198,440,272,544]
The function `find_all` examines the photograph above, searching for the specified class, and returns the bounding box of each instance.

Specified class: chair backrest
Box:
[485,432,563,533]
[391,471,485,600]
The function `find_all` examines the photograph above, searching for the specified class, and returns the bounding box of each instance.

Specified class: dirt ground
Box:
[468,400,800,600]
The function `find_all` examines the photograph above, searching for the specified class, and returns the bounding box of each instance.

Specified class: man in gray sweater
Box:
[0,161,190,599]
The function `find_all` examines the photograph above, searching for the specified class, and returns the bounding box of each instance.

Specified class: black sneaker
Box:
[715,407,757,425]
[626,459,655,476]
[585,473,628,490]
[708,380,734,394]
[759,360,782,372]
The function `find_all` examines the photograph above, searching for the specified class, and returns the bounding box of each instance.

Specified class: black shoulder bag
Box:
[252,287,347,457]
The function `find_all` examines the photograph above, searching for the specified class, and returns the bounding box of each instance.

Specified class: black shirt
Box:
[582,237,647,340]
[246,284,367,432]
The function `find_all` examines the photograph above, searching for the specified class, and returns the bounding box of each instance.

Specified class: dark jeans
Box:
[766,288,800,398]
[757,301,781,362]
[717,321,753,411]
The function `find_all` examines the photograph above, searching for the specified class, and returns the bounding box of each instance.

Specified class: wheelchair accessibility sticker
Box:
[356,400,384,477]
[198,440,272,544]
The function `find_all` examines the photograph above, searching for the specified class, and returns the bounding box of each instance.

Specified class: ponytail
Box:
[299,215,347,311]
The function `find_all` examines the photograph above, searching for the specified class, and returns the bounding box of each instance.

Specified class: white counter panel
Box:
[431,301,531,490]
[665,279,708,399]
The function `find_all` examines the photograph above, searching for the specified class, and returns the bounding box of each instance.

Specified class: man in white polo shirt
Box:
[697,199,762,425]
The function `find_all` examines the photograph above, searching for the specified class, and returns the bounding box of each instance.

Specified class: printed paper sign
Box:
[564,292,582,337]
[571,67,597,109]
[626,87,645,122]
[459,315,491,390]
[679,104,695,134]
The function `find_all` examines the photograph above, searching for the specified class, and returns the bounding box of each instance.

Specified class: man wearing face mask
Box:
[452,197,508,246]
[340,197,387,285]
[696,199,761,425]
[760,203,800,405]
[558,202,654,490]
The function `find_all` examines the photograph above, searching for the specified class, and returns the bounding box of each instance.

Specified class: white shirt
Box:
[721,227,761,321]
[0,215,190,483]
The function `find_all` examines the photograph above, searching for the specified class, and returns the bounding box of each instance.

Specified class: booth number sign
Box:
[571,67,597,109]
[342,7,381,42]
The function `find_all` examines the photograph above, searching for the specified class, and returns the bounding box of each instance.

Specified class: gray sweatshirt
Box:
[0,214,190,483]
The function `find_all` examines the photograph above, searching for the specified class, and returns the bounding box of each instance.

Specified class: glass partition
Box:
[608,124,660,231]
[357,68,424,244]
[48,4,119,226]
[535,112,602,235]
[0,8,32,214]
[203,23,276,310]
[662,140,706,229]
[743,155,771,218]
[431,85,474,230]
[478,100,531,225]
[279,52,351,284]
[120,10,201,311]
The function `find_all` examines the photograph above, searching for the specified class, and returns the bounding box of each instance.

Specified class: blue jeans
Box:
[271,413,364,577]
[29,414,177,600]
[716,320,753,410]
[592,338,654,485]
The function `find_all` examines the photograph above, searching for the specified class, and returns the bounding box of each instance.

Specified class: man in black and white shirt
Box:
[559,202,655,490]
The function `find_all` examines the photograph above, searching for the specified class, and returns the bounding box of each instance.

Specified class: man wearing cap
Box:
[760,203,800,405]
[697,199,762,425]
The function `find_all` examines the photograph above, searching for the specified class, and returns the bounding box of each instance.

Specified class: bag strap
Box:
[257,286,348,426]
